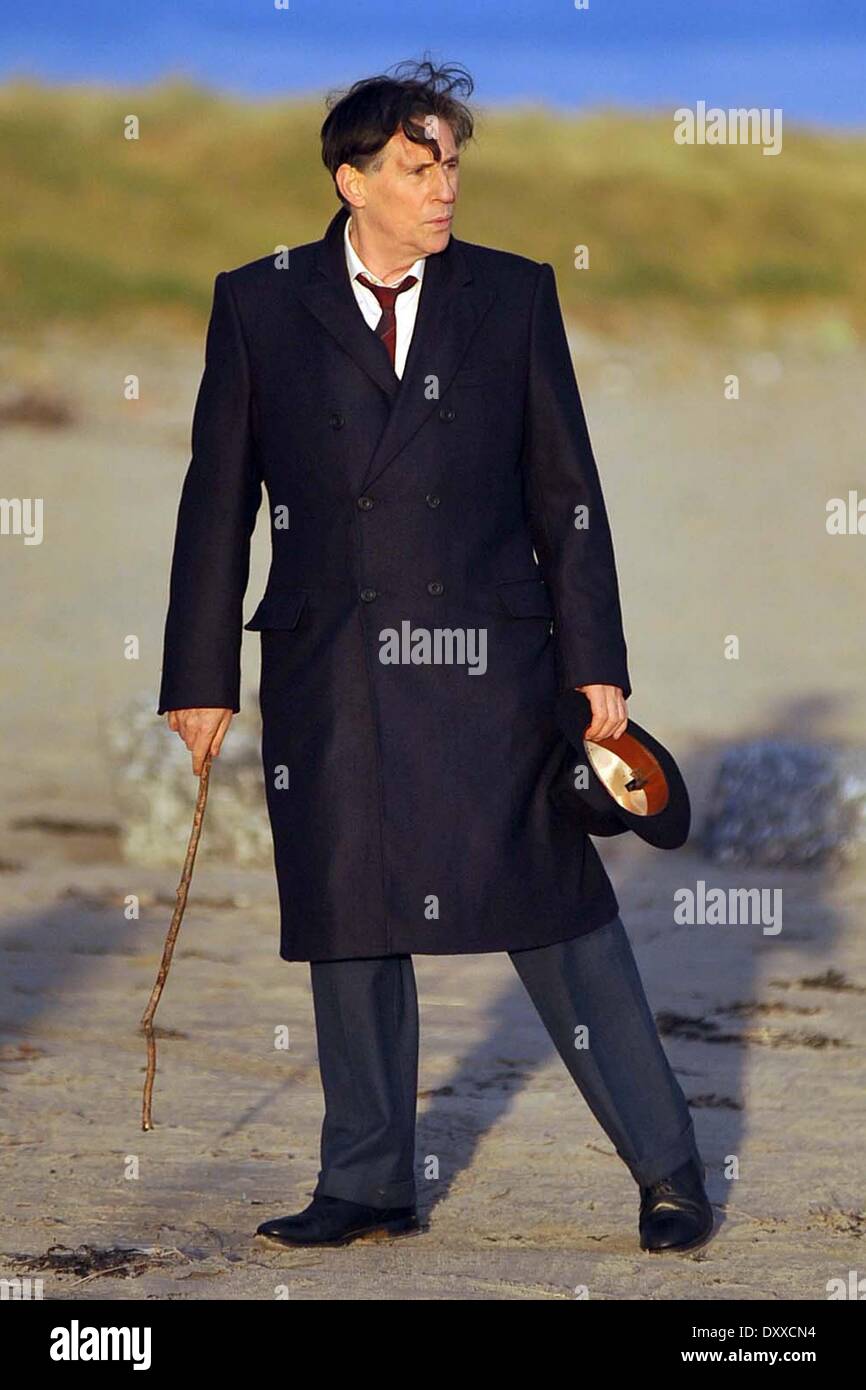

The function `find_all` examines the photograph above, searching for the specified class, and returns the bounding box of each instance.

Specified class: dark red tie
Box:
[355,272,418,369]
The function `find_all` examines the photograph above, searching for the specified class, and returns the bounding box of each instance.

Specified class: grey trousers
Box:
[309,913,701,1208]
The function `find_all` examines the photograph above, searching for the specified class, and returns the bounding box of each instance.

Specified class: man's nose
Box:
[434,168,456,200]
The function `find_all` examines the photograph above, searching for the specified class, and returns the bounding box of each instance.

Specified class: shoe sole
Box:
[641,1215,715,1255]
[255,1217,422,1249]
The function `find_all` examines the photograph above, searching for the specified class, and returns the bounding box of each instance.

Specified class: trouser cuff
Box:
[314,1170,417,1210]
[622,1121,703,1188]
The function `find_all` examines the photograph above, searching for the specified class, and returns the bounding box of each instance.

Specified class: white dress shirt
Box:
[344,214,426,379]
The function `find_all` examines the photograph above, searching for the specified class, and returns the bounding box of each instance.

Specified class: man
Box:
[157,59,713,1254]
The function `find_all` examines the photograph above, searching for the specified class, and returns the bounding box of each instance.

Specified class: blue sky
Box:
[2,1,863,128]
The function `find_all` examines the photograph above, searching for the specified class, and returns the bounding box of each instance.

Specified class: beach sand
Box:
[0,321,863,1299]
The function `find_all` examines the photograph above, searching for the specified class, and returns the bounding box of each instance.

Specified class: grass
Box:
[1,79,864,339]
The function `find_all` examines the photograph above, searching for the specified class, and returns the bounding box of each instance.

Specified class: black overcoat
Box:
[157,205,632,961]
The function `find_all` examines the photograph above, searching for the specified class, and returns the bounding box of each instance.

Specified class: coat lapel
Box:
[295,206,399,402]
[297,204,496,493]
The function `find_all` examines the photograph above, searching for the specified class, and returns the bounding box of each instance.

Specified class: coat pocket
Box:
[243,588,309,631]
[496,576,554,619]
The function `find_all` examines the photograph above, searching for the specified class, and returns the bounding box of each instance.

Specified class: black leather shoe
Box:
[639,1158,714,1253]
[255,1193,420,1248]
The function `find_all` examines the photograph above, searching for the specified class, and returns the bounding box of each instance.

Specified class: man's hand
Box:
[166,708,234,775]
[575,684,628,742]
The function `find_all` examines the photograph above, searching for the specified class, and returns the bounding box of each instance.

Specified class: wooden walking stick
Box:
[140,748,214,1131]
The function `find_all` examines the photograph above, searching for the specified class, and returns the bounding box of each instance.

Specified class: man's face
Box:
[347,116,460,260]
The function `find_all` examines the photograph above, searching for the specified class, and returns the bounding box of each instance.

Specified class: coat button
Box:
[329,412,345,429]
[357,495,374,510]
[427,580,444,596]
[360,587,378,603]
[438,406,455,422]
[425,493,441,508]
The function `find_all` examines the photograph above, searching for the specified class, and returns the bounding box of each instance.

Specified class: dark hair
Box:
[321,57,475,207]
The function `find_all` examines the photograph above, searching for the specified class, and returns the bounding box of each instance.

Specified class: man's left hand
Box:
[575,684,628,741]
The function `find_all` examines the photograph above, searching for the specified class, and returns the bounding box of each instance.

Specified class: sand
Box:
[0,320,863,1299]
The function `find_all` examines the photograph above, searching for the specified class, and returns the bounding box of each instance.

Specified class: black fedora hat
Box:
[550,690,690,850]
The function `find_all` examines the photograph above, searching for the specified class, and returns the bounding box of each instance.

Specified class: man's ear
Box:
[336,162,365,211]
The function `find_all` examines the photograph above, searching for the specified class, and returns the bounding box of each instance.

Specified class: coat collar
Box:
[296,203,496,493]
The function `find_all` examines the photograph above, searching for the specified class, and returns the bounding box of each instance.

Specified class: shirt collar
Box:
[344,214,426,289]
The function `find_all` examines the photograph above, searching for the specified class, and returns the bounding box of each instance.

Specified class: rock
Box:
[0,383,74,428]
[103,692,272,868]
[702,740,866,867]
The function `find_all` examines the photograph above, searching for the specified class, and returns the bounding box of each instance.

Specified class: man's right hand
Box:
[166,708,234,775]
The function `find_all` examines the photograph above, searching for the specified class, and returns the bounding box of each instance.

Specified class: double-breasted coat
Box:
[156,204,632,961]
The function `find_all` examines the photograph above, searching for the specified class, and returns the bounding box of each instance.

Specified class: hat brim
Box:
[554,690,691,850]
[548,742,630,836]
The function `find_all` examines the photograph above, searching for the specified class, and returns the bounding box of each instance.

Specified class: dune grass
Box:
[1,79,864,339]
